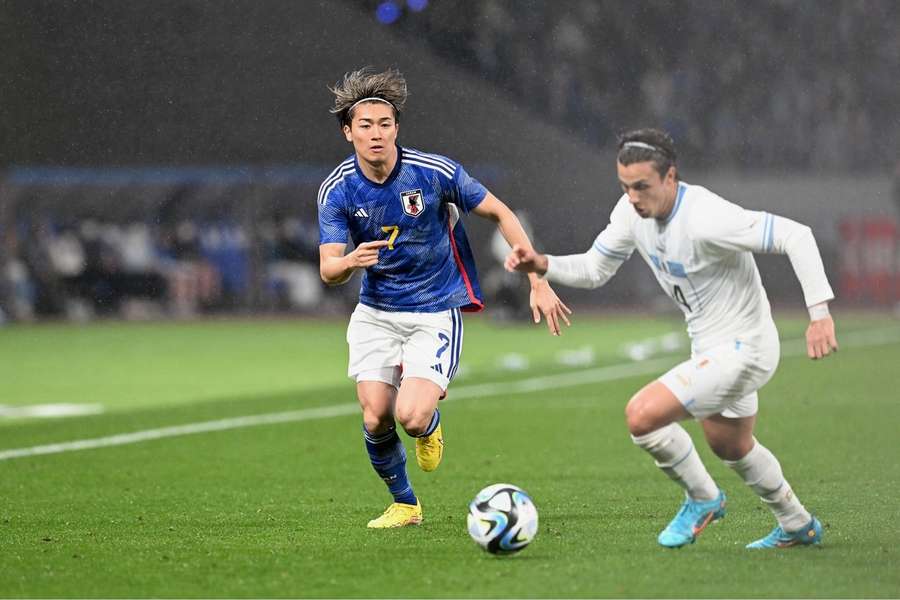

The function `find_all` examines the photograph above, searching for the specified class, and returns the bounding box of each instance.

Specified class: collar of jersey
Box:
[662,182,687,224]
[354,144,403,188]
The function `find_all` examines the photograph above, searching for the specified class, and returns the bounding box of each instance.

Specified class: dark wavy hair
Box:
[329,67,407,128]
[617,128,678,178]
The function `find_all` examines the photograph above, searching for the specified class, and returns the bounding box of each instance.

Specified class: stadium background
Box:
[2,0,899,322]
[2,2,900,597]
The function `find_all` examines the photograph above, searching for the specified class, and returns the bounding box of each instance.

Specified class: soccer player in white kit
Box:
[506,128,839,549]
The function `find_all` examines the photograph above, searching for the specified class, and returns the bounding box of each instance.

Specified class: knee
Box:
[363,414,392,435]
[358,394,393,434]
[394,405,430,437]
[708,436,753,461]
[362,411,392,435]
[625,395,655,437]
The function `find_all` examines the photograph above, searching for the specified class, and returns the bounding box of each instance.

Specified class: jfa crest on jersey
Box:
[317,146,487,313]
[400,189,425,217]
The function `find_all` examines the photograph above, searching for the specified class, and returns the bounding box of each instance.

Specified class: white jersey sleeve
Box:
[690,197,835,307]
[544,197,636,289]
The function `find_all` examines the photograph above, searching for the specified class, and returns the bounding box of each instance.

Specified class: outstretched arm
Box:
[505,198,636,290]
[472,192,572,335]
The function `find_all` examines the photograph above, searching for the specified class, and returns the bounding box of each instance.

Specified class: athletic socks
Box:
[416,408,441,438]
[363,425,417,505]
[632,423,720,501]
[723,438,811,532]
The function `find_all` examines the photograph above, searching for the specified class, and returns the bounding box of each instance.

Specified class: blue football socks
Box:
[363,425,417,505]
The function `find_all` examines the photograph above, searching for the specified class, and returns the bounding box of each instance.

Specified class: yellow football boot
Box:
[415,423,444,472]
[366,501,423,528]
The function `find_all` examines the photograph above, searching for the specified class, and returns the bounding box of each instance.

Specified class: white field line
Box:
[1,327,898,462]
[0,403,105,418]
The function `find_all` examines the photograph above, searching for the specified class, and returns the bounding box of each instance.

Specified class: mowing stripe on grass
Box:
[1,327,898,462]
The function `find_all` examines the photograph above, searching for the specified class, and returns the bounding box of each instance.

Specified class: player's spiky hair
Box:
[329,67,407,129]
[617,128,678,179]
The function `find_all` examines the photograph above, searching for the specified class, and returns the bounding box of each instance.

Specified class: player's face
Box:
[617,161,678,220]
[343,102,399,166]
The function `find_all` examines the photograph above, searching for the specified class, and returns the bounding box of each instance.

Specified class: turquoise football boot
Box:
[658,490,727,548]
[746,516,822,549]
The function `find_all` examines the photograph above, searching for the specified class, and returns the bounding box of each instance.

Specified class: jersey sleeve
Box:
[450,163,488,213]
[545,197,636,289]
[317,185,350,245]
[592,196,637,262]
[688,197,774,254]
[691,196,835,307]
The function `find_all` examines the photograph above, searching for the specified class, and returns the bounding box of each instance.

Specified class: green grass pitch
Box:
[1,313,899,597]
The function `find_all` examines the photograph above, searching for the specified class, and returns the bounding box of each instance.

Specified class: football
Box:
[466,483,539,554]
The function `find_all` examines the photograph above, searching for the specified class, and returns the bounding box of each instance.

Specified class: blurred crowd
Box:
[372,0,898,170]
[0,216,332,322]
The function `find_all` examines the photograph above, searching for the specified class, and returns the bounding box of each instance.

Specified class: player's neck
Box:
[356,147,398,184]
[656,187,678,221]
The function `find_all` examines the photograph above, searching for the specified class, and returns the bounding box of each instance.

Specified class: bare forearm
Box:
[320,255,354,286]
[493,208,544,287]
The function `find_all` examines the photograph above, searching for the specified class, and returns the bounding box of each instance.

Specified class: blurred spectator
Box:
[1,227,36,321]
[264,217,322,311]
[366,0,899,170]
[21,220,67,316]
[66,220,166,317]
[158,220,221,317]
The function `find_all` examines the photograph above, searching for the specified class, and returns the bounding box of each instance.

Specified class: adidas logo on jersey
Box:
[354,208,369,218]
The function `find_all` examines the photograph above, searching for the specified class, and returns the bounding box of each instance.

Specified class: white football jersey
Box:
[546,181,834,352]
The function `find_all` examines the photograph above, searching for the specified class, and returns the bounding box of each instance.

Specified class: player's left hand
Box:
[530,279,572,336]
[806,315,838,359]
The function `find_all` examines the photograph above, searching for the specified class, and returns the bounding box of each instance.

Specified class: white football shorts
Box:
[658,330,781,420]
[346,303,464,391]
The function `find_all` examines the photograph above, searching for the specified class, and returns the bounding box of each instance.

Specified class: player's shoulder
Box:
[681,181,745,236]
[400,146,459,180]
[610,193,639,224]
[317,155,356,206]
[681,181,729,205]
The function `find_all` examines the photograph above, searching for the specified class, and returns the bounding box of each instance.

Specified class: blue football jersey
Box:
[318,146,487,312]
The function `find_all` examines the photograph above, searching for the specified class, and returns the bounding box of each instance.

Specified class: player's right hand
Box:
[347,240,390,269]
[504,244,548,275]
[806,315,838,359]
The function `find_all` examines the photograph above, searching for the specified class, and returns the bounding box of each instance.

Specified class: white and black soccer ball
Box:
[466,483,538,554]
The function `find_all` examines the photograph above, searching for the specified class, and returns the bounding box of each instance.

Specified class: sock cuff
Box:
[363,424,398,445]
[630,423,676,448]
[416,409,441,438]
[722,436,761,469]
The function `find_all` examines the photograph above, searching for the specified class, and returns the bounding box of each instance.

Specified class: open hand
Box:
[530,279,572,336]
[806,315,838,359]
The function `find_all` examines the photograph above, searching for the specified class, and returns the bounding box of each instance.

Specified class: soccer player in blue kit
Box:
[318,67,571,528]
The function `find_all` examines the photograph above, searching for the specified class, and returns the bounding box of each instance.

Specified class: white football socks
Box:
[723,439,811,532]
[632,423,720,502]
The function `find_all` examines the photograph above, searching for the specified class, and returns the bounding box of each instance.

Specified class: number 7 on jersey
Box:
[381,225,400,249]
